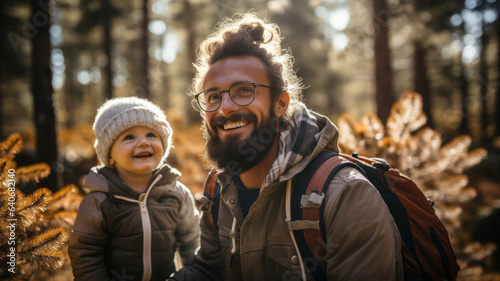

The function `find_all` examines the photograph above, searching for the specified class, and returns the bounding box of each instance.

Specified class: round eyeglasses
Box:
[192,82,275,112]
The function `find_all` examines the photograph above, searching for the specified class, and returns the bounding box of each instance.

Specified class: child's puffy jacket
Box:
[68,164,200,281]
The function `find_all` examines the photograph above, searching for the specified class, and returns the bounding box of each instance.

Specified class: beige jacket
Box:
[173,106,404,281]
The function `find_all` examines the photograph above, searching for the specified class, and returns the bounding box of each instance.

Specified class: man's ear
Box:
[274,92,290,118]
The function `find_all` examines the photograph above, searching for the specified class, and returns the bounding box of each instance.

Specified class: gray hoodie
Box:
[69,164,200,281]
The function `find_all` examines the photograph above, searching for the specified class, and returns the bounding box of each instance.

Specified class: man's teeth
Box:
[224,121,247,130]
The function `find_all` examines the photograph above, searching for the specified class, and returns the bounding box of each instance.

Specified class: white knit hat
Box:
[93,97,172,167]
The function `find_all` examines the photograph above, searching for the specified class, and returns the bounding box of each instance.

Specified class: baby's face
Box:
[109,126,164,177]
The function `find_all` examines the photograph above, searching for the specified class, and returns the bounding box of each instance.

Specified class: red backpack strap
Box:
[290,151,358,280]
[200,170,219,232]
[302,156,347,271]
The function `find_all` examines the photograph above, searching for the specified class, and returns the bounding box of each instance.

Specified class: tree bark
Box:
[373,0,394,123]
[31,0,58,191]
[413,40,433,127]
[479,31,489,140]
[459,58,470,135]
[184,0,201,123]
[103,2,113,100]
[496,1,500,137]
[140,0,150,98]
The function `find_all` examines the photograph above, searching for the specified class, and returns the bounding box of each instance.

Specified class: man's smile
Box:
[223,121,248,130]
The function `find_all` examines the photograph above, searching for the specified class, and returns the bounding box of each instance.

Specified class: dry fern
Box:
[336,92,495,279]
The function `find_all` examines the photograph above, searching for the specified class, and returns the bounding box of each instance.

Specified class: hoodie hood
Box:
[84,164,181,199]
[263,103,339,187]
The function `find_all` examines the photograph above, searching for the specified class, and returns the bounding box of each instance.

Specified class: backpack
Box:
[199,150,460,281]
[289,150,460,281]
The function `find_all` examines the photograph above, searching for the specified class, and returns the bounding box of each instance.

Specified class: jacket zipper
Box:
[114,174,162,281]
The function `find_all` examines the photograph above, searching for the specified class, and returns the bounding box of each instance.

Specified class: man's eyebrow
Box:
[203,81,253,91]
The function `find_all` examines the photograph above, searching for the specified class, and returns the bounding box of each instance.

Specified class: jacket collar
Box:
[265,103,339,187]
[84,164,181,199]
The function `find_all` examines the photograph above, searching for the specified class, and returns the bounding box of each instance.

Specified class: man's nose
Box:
[219,91,238,115]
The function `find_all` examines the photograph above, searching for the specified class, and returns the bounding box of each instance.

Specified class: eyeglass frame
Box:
[192,82,276,112]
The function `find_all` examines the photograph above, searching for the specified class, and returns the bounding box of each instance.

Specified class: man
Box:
[171,13,403,281]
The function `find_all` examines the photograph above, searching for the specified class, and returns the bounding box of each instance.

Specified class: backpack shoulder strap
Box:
[290,150,359,280]
[200,170,220,232]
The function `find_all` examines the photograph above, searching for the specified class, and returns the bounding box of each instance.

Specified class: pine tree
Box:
[337,92,500,279]
[0,133,82,280]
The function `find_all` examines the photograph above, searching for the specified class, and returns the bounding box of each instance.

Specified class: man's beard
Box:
[204,109,279,176]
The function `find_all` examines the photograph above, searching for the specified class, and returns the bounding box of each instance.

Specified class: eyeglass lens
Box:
[198,83,256,112]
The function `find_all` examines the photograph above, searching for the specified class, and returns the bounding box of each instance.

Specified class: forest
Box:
[1,0,500,280]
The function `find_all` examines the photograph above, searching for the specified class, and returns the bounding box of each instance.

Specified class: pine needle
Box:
[16,163,51,185]
[18,227,68,255]
[0,133,23,160]
[0,158,16,185]
[16,188,52,228]
[47,185,84,212]
[19,249,66,273]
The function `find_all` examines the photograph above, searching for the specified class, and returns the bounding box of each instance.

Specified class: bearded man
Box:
[170,12,403,281]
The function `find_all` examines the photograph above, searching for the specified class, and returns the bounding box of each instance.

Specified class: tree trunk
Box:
[103,3,113,100]
[31,0,59,191]
[479,31,489,140]
[413,40,433,127]
[459,58,470,135]
[140,0,150,98]
[496,2,500,137]
[373,0,394,123]
[184,0,200,123]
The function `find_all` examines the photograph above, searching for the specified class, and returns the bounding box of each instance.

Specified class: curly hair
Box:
[191,12,304,122]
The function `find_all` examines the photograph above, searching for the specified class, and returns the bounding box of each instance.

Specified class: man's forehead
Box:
[203,56,268,89]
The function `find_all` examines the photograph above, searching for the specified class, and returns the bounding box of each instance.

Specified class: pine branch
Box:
[0,133,23,160]
[18,249,66,273]
[16,188,52,229]
[16,163,51,185]
[0,158,16,187]
[18,228,68,256]
[47,185,83,213]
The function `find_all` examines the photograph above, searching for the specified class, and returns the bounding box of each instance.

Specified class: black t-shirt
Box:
[233,176,260,218]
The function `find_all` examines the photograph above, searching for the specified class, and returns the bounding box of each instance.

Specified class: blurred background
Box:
[1,0,500,279]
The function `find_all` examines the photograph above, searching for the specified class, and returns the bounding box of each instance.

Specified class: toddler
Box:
[69,97,200,281]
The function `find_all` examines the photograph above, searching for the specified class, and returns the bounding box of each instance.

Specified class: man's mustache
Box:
[211,113,258,127]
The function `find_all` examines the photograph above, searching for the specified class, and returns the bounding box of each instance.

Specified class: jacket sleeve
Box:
[68,192,111,281]
[323,167,404,281]
[174,182,201,267]
[171,200,224,280]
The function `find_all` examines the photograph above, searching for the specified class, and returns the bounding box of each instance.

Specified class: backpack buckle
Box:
[300,193,325,208]
[199,196,213,213]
